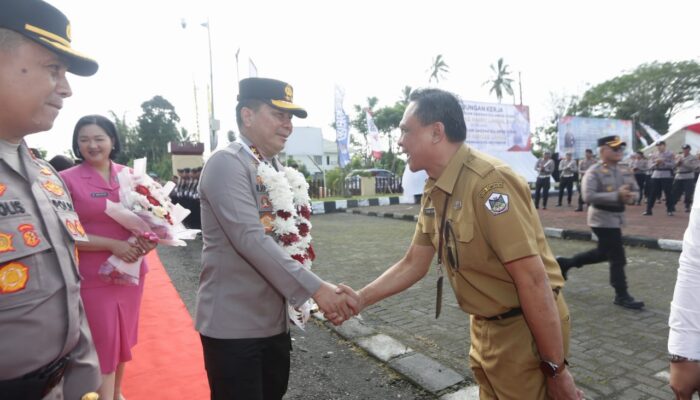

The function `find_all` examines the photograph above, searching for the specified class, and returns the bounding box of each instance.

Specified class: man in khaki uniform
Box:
[0,0,101,399]
[338,88,583,399]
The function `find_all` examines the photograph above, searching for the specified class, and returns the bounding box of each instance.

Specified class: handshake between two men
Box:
[311,282,364,326]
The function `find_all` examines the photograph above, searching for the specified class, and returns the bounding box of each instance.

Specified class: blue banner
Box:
[334,85,351,167]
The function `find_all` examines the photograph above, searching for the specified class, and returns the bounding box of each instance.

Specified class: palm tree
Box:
[428,54,449,84]
[484,58,514,103]
[400,86,412,105]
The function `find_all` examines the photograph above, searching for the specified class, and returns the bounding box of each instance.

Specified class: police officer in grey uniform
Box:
[575,149,596,212]
[671,144,699,213]
[196,77,356,400]
[0,1,101,398]
[630,151,649,205]
[557,151,576,207]
[644,140,676,216]
[557,136,645,310]
[534,151,554,209]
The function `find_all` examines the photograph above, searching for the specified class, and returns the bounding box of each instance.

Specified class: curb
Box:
[311,197,683,252]
[312,313,479,399]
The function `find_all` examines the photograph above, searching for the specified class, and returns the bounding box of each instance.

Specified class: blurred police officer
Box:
[0,0,101,398]
[338,88,583,399]
[557,151,576,207]
[557,136,644,310]
[630,150,649,205]
[644,140,675,216]
[671,144,698,213]
[534,150,554,209]
[196,77,355,400]
[575,149,596,212]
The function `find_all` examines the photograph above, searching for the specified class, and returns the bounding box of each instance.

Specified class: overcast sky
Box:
[27,0,700,158]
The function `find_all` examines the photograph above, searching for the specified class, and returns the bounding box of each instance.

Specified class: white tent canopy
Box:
[642,122,700,155]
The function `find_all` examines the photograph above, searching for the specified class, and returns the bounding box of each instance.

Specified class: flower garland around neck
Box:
[250,145,315,327]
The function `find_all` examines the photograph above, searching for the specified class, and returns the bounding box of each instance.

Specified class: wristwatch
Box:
[539,359,566,378]
[670,354,700,363]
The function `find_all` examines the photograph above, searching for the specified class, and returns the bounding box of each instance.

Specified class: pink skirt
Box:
[81,276,146,374]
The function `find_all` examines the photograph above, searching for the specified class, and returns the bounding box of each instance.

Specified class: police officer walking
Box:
[534,151,554,209]
[671,144,698,213]
[0,1,100,398]
[644,140,676,216]
[575,149,596,212]
[557,136,645,310]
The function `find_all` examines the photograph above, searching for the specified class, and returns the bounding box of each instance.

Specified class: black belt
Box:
[476,288,561,321]
[592,204,625,212]
[0,356,69,399]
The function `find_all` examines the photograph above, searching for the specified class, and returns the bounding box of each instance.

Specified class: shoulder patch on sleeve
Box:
[484,192,509,215]
[478,181,504,198]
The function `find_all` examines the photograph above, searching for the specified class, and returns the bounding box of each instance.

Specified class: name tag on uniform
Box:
[423,207,435,216]
[91,192,109,198]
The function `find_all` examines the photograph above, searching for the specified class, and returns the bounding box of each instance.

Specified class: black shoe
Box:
[542,206,547,210]
[556,257,572,280]
[667,211,674,216]
[613,294,645,310]
[642,211,652,216]
[574,207,583,212]
[556,204,562,207]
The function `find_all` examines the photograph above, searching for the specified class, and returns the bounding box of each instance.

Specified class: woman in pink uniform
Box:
[61,115,157,400]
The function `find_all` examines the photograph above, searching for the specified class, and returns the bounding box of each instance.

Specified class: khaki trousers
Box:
[469,293,570,400]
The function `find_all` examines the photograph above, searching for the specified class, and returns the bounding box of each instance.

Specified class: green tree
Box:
[484,57,514,103]
[571,60,700,134]
[532,93,579,156]
[135,96,182,178]
[109,111,139,166]
[400,85,412,104]
[428,54,449,83]
[351,97,379,166]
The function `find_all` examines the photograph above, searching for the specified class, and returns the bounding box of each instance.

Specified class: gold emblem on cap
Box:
[66,23,72,41]
[284,85,293,101]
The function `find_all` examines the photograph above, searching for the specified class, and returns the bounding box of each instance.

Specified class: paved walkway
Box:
[308,207,689,399]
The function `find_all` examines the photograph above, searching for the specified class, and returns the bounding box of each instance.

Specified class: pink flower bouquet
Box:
[99,158,199,285]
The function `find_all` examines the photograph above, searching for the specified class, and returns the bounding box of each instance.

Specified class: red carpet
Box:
[122,251,209,399]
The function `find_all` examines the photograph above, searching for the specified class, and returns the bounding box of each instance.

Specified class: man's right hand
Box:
[312,282,358,325]
[546,369,585,400]
[618,185,634,204]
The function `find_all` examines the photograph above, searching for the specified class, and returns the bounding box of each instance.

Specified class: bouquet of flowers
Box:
[99,158,199,285]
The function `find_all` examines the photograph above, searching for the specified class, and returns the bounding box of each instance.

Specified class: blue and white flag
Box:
[334,85,351,167]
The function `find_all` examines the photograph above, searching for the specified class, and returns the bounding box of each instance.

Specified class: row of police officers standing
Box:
[170,167,202,230]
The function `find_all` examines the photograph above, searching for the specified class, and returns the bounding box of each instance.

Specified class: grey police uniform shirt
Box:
[581,161,638,229]
[578,157,596,176]
[630,158,649,174]
[0,140,99,397]
[675,154,699,180]
[559,159,577,178]
[195,141,323,339]
[649,150,676,179]
[535,158,554,178]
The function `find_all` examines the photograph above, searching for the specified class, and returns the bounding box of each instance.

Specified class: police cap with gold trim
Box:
[238,77,307,119]
[597,135,626,148]
[0,0,98,76]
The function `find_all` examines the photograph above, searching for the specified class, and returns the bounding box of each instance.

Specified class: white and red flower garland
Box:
[252,146,315,328]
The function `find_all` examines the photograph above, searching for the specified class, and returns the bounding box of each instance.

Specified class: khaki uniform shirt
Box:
[0,140,99,397]
[195,141,322,339]
[412,145,564,318]
[582,161,638,229]
[649,150,675,179]
[559,159,576,178]
[675,154,699,180]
